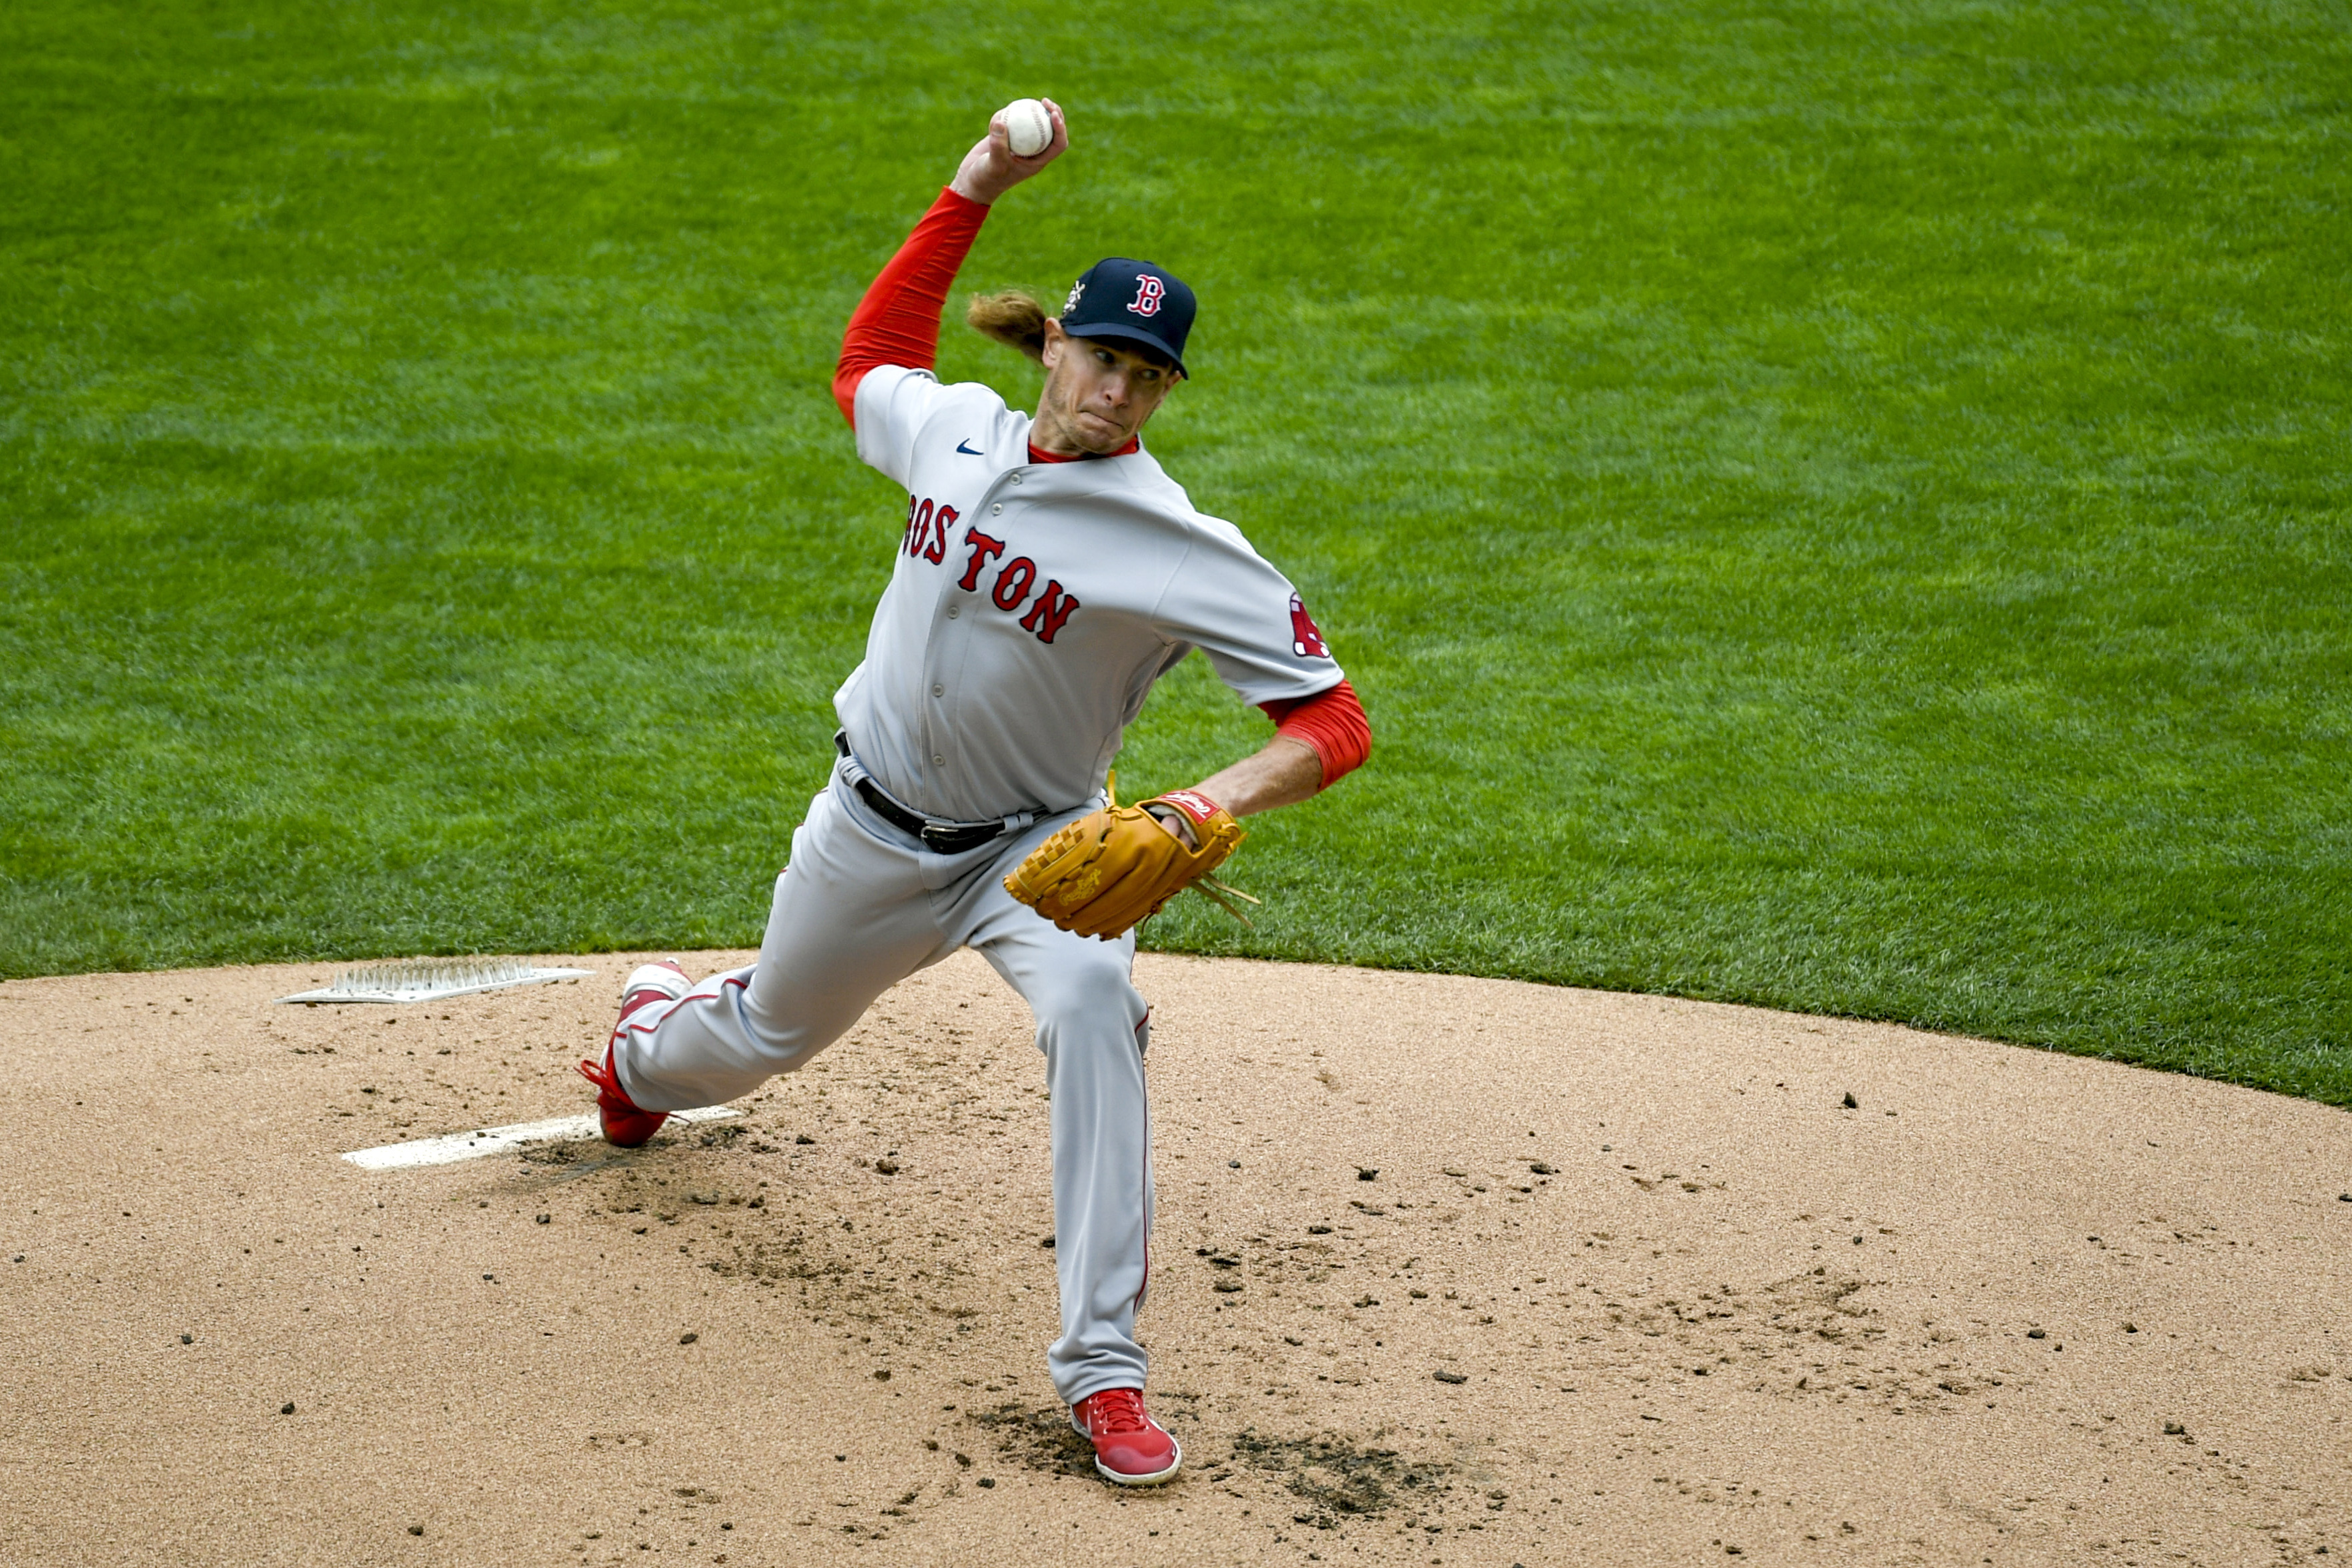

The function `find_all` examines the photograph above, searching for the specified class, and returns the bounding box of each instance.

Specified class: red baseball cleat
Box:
[577,961,689,1148]
[1070,1388,1182,1485]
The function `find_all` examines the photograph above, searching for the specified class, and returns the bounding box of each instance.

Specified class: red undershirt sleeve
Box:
[1257,679,1371,789]
[833,187,991,427]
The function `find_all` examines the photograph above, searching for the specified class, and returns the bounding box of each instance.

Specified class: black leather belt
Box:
[836,732,1027,855]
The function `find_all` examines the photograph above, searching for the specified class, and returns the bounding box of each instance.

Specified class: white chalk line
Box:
[341,1105,743,1171]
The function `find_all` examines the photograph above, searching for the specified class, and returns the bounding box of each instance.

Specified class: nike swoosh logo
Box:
[956,439,983,455]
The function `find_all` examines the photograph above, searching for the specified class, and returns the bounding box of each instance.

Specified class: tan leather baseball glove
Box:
[1004,788,1249,939]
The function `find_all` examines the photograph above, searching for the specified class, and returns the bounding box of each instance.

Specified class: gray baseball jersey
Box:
[841,364,1343,823]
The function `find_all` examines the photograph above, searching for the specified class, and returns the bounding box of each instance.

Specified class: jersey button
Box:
[990,503,1003,515]
[932,685,944,697]
[946,606,959,619]
[932,755,945,767]
[1010,473,1023,485]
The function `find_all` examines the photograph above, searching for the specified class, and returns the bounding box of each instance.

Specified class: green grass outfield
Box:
[4,2,2347,1101]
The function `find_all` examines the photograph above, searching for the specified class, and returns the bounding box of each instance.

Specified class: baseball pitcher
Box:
[579,100,1371,1485]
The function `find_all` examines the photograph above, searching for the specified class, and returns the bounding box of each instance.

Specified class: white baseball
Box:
[1002,98,1052,158]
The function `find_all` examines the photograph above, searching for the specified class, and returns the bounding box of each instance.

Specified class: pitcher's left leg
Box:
[971,921,1154,1406]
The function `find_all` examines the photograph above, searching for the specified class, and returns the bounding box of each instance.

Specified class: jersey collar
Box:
[1026,437,1141,464]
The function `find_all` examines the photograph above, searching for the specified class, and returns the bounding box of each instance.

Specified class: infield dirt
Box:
[3,951,2347,1566]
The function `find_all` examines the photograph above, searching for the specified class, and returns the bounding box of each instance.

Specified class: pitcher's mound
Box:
[4,950,2347,1565]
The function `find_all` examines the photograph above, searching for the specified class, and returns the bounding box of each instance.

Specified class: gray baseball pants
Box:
[610,757,1155,1406]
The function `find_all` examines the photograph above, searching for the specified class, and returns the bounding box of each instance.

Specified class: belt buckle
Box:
[921,821,969,853]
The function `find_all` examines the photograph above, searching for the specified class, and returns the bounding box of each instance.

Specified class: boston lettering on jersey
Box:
[903,492,1081,645]
[901,494,955,564]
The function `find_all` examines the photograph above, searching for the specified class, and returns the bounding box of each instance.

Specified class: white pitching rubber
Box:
[341,1105,742,1170]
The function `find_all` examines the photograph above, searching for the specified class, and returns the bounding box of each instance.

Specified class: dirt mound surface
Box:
[3,951,2347,1565]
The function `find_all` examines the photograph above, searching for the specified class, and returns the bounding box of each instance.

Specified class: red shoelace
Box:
[577,1052,627,1097]
[1083,1388,1151,1435]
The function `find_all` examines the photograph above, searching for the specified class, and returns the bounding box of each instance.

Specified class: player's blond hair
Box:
[967,289,1050,362]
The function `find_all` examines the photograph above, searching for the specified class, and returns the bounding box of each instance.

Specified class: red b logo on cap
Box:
[1127,275,1165,317]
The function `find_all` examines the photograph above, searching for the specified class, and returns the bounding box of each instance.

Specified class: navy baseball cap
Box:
[1059,258,1195,376]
